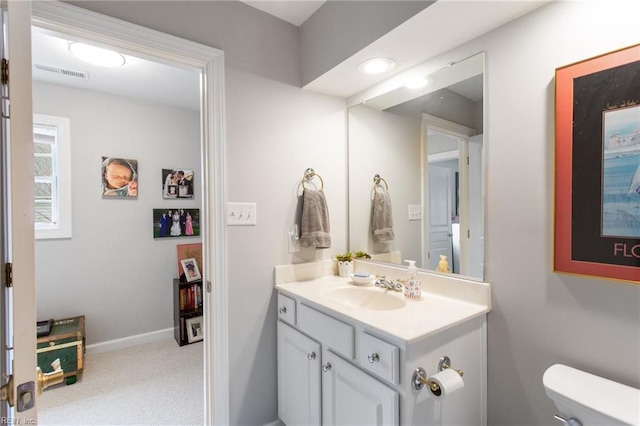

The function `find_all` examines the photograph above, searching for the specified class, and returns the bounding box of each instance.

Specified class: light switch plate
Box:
[227,202,257,226]
[408,205,422,221]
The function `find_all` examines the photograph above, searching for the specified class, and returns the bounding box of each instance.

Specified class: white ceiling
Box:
[31,27,201,111]
[239,0,326,26]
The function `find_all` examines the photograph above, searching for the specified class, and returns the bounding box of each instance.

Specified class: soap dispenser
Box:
[404,260,421,300]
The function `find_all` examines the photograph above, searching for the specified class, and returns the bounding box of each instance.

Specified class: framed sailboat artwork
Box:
[554,43,640,283]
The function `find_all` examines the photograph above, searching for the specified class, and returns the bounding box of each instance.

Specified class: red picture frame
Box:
[554,44,640,283]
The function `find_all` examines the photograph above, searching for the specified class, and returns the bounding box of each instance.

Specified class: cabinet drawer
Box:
[277,293,296,325]
[358,332,399,384]
[297,304,354,358]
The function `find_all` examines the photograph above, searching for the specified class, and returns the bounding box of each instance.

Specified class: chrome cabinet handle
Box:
[322,363,332,373]
[278,306,287,314]
[368,352,380,363]
[307,352,316,361]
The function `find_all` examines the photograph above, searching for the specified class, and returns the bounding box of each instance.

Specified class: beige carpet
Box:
[37,337,204,425]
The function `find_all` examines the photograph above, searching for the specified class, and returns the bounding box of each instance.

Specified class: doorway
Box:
[30,2,227,423]
[426,131,460,272]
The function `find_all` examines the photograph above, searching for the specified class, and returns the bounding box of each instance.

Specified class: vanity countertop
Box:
[275,274,490,344]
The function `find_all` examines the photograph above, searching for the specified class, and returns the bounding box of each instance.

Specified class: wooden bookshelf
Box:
[173,278,203,346]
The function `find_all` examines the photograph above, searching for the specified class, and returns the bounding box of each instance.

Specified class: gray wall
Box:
[299,0,433,86]
[465,2,639,424]
[66,0,300,86]
[59,1,640,425]
[33,81,202,344]
[225,68,346,424]
[348,104,421,262]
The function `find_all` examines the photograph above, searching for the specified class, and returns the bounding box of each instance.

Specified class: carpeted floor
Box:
[37,337,204,425]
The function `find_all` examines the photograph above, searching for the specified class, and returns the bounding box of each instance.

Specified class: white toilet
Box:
[543,364,640,425]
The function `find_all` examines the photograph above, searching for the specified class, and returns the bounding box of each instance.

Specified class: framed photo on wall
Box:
[102,157,138,197]
[162,168,194,199]
[153,208,200,238]
[554,43,640,283]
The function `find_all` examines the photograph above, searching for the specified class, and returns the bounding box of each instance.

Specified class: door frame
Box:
[31,2,228,424]
[422,113,474,275]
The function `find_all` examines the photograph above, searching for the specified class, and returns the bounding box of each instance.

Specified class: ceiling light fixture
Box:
[357,57,396,75]
[68,42,126,68]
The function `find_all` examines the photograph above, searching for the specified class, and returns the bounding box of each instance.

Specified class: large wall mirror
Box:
[348,52,485,280]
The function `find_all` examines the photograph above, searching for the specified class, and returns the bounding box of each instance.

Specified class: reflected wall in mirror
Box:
[348,52,485,280]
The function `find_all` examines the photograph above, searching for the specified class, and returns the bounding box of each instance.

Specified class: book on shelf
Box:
[178,282,203,311]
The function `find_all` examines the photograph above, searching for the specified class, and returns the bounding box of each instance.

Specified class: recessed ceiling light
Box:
[357,57,396,75]
[68,42,126,68]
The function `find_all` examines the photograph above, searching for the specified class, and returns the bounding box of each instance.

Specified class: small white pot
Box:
[337,260,354,277]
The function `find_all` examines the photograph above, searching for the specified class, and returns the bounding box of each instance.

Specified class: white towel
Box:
[300,189,331,248]
[372,192,394,243]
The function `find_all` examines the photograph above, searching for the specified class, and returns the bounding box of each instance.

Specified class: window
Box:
[34,114,71,239]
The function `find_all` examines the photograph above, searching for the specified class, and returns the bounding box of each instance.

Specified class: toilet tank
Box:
[543,364,640,426]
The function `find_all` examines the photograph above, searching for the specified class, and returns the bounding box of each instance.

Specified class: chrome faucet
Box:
[374,277,403,292]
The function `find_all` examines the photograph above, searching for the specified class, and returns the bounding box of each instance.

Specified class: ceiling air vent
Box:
[34,63,90,79]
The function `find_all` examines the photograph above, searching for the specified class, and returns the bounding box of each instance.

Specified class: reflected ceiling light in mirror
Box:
[68,42,126,68]
[403,75,431,89]
[358,57,396,75]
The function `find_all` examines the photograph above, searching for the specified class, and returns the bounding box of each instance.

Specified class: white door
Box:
[1,0,38,422]
[277,321,321,425]
[428,165,453,270]
[321,349,398,426]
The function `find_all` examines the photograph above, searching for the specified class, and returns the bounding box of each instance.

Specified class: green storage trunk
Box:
[37,316,85,385]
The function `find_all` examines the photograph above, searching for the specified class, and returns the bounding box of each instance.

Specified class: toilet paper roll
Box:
[427,368,464,399]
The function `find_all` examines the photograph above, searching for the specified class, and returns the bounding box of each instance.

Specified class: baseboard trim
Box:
[263,419,284,426]
[85,328,174,355]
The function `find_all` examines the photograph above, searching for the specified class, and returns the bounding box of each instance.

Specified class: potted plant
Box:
[334,251,354,277]
[353,250,371,260]
[334,250,371,277]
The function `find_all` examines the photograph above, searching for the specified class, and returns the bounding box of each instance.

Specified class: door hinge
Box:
[467,156,470,166]
[1,58,8,85]
[4,262,12,287]
[468,229,470,238]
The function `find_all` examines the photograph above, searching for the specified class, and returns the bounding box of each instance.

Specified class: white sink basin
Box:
[325,287,406,311]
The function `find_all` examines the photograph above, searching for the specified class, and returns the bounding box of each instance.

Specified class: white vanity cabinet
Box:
[277,293,399,425]
[322,348,399,425]
[277,321,321,425]
[274,271,489,426]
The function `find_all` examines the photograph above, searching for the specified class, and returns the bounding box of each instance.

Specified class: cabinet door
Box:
[322,349,398,426]
[278,321,321,425]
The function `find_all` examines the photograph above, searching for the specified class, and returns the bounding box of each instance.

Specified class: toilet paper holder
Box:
[412,355,464,393]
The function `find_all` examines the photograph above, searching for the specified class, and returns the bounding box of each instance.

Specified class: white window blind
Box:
[34,114,72,239]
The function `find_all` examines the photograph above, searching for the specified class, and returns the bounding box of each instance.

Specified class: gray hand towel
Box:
[372,191,394,243]
[300,189,331,248]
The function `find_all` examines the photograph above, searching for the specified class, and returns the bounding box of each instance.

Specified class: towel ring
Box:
[373,174,389,192]
[302,168,324,190]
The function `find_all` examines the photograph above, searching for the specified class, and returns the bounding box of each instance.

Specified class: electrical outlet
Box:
[227,202,257,226]
[288,224,300,252]
[288,233,300,252]
[408,205,422,221]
